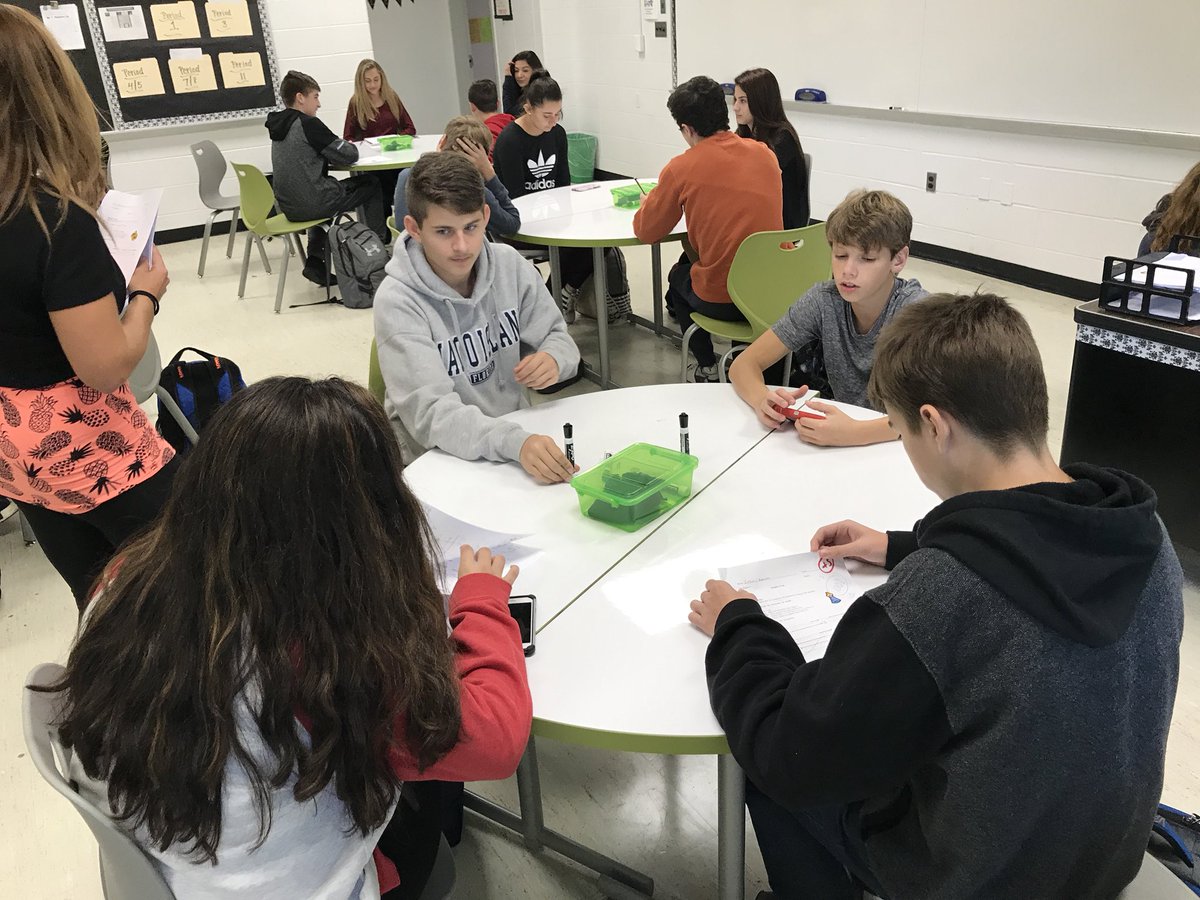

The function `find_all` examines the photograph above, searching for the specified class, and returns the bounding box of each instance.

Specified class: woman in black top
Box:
[0,7,178,612]
[493,72,630,324]
[502,50,544,117]
[734,68,810,229]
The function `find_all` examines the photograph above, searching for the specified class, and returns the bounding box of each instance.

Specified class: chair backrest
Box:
[804,151,813,200]
[368,339,386,406]
[190,141,232,209]
[230,163,276,233]
[127,330,162,405]
[22,663,177,900]
[727,222,832,335]
[386,215,400,238]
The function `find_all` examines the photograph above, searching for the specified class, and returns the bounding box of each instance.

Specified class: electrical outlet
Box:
[926,172,937,193]
[655,21,667,37]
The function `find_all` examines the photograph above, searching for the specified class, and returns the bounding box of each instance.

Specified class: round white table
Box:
[510,180,688,390]
[343,133,442,172]
[404,384,938,900]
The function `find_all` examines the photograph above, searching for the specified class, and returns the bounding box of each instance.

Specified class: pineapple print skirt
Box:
[0,377,175,513]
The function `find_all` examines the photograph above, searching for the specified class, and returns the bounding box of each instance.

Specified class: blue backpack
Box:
[157,347,246,452]
[1150,803,1200,896]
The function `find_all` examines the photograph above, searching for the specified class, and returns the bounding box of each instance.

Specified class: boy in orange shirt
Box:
[634,76,783,382]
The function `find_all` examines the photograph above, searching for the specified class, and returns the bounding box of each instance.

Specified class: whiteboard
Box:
[676,0,1200,135]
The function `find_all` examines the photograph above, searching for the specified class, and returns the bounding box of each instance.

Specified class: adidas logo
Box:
[526,151,556,178]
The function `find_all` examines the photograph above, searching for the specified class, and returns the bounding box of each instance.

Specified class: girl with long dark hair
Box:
[734,68,810,228]
[502,49,544,116]
[45,377,532,898]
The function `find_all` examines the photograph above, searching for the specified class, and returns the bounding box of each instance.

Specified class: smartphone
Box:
[508,594,536,657]
[772,389,825,420]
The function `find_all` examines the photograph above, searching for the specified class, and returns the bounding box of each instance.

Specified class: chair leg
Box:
[681,323,699,382]
[274,239,291,314]
[718,347,738,383]
[197,209,217,277]
[323,226,333,303]
[255,236,272,275]
[293,233,305,258]
[238,232,253,298]
[225,210,238,258]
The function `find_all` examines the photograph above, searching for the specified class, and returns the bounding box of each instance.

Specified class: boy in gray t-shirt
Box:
[730,189,927,447]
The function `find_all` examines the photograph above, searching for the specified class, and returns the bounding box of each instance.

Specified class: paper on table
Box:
[421,503,537,586]
[1120,253,1200,321]
[205,0,253,37]
[168,54,218,93]
[113,58,166,99]
[98,189,162,285]
[719,552,858,660]
[217,51,265,88]
[40,4,86,51]
[100,5,149,42]
[151,1,202,40]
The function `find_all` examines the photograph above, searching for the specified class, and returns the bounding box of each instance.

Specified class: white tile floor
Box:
[1,234,1196,899]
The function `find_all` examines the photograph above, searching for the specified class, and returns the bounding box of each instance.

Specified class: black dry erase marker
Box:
[563,423,575,465]
[679,413,690,455]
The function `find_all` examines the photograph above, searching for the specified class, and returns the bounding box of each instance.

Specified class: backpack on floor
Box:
[330,213,388,309]
[1148,803,1200,895]
[157,347,246,452]
[576,247,631,320]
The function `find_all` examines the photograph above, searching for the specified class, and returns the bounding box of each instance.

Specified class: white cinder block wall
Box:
[536,0,1196,283]
[105,0,373,234]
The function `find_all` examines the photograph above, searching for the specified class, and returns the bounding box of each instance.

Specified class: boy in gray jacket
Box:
[266,70,386,286]
[374,152,580,483]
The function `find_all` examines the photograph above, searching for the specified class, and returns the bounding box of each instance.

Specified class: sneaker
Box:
[606,290,632,324]
[560,284,580,324]
[302,263,337,287]
[689,364,718,384]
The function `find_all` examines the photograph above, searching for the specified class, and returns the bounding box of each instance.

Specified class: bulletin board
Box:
[79,0,282,130]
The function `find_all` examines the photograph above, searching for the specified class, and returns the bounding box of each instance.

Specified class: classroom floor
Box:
[1,236,1197,899]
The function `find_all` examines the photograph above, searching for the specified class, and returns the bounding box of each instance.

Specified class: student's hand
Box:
[794,401,866,447]
[810,520,888,567]
[457,544,520,584]
[513,352,559,389]
[688,579,757,638]
[128,246,170,302]
[456,137,496,181]
[507,61,515,77]
[519,434,578,484]
[756,385,809,430]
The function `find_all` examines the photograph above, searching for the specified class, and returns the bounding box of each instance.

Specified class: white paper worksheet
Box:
[421,503,539,588]
[719,552,858,660]
[97,189,162,285]
[99,5,149,41]
[40,4,86,50]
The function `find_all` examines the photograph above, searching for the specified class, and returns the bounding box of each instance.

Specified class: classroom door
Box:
[463,0,499,85]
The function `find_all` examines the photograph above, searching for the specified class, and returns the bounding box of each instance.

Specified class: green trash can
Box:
[567,132,598,184]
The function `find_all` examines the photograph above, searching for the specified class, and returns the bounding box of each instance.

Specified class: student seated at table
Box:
[342,58,416,220]
[633,75,783,382]
[47,376,533,899]
[493,71,632,323]
[733,68,809,229]
[374,153,580,484]
[393,116,521,238]
[468,78,516,146]
[267,70,387,286]
[690,291,1184,900]
[502,50,544,116]
[1138,159,1200,256]
[729,189,926,446]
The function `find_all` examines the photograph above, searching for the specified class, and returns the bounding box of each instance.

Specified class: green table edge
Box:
[532,716,730,755]
[511,230,687,249]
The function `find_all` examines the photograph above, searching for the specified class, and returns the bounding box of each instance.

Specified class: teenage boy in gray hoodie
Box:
[691,293,1184,900]
[265,70,386,286]
[373,152,580,483]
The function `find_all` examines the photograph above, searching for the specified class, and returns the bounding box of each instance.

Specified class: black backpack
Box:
[1149,803,1200,895]
[157,347,246,452]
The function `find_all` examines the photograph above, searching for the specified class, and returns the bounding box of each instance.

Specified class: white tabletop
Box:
[346,134,441,172]
[511,179,687,247]
[526,400,939,752]
[402,384,770,629]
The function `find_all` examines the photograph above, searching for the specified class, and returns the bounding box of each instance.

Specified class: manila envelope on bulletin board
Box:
[218,51,265,88]
[205,0,253,37]
[168,54,218,93]
[113,58,167,99]
[151,2,201,40]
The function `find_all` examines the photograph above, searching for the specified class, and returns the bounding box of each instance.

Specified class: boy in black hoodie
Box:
[265,70,386,286]
[689,292,1184,900]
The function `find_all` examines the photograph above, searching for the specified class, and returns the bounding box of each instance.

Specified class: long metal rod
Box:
[717,755,746,900]
[593,246,611,388]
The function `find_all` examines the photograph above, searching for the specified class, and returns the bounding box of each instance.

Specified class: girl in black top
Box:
[0,7,177,612]
[502,50,544,117]
[734,68,810,229]
[493,72,630,324]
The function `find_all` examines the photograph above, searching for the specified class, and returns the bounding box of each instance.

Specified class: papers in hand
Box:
[1122,253,1200,322]
[719,552,858,660]
[421,504,538,587]
[98,189,162,285]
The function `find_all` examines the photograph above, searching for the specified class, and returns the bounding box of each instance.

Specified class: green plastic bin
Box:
[571,442,698,532]
[567,132,598,184]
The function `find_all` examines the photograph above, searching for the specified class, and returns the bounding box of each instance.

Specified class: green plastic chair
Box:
[680,222,832,383]
[387,215,401,239]
[232,163,331,314]
[368,338,385,406]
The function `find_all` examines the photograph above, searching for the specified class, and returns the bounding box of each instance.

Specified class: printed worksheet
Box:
[97,189,162,284]
[421,503,538,587]
[719,552,858,660]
